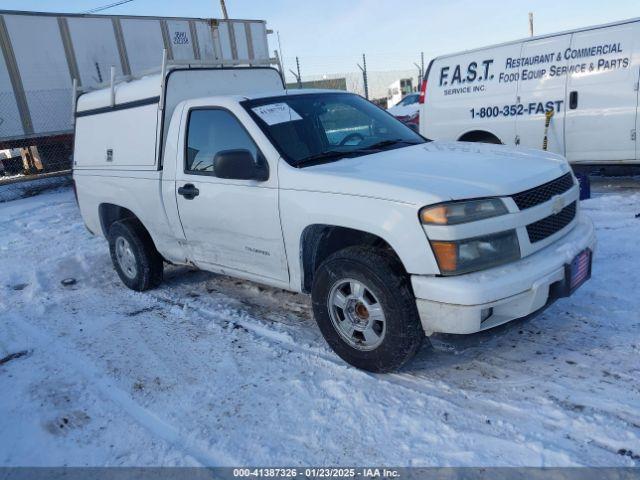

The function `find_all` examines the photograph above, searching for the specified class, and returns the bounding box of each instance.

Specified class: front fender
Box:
[279,189,440,292]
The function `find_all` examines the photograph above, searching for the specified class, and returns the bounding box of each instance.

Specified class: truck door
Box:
[564,24,639,164]
[514,35,571,155]
[174,106,289,283]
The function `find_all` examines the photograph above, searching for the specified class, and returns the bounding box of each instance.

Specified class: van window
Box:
[185,109,260,174]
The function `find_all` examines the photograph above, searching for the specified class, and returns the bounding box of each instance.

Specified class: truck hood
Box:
[279,141,572,206]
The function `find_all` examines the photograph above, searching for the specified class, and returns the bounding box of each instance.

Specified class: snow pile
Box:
[0,187,639,466]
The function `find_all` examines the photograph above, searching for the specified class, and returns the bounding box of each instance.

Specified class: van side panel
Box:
[422,43,522,145]
[514,34,571,155]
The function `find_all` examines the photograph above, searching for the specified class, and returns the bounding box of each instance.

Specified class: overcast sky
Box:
[4,0,639,76]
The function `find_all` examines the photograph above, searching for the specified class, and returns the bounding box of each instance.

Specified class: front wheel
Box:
[311,246,425,372]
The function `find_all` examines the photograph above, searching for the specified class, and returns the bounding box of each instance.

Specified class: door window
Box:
[185,109,261,174]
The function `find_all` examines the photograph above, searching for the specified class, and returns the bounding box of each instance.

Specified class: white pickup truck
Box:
[73,66,596,372]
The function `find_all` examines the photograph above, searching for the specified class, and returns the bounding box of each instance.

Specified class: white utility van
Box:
[387,78,414,108]
[73,62,595,372]
[420,17,640,169]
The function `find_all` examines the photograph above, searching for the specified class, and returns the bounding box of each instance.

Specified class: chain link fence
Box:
[0,137,73,203]
[1,50,76,201]
[285,68,423,108]
[0,173,72,203]
[281,53,426,108]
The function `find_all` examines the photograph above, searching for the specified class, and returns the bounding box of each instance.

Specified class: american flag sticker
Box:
[570,249,592,290]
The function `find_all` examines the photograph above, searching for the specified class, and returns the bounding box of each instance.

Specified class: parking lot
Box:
[1,179,639,466]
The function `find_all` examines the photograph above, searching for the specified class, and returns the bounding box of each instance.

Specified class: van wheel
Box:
[311,246,425,372]
[458,131,502,144]
[108,219,163,291]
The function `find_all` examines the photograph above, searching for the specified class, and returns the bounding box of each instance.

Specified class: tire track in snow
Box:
[149,292,569,451]
[149,288,640,463]
[11,315,239,467]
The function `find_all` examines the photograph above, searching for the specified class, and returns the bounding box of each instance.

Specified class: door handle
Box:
[569,91,578,110]
[178,183,199,200]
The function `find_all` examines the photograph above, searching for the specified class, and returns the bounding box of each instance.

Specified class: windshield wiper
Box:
[354,139,422,151]
[295,140,422,168]
[295,150,356,168]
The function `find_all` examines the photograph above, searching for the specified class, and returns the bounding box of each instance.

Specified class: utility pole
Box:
[274,50,284,78]
[277,31,285,77]
[413,62,422,90]
[413,52,425,91]
[357,54,369,100]
[220,0,229,19]
[289,56,302,88]
[529,12,534,37]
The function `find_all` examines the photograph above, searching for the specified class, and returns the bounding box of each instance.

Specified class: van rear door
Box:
[514,34,571,155]
[564,23,639,164]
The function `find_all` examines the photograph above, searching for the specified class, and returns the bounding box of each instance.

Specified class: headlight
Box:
[420,198,508,225]
[430,230,520,275]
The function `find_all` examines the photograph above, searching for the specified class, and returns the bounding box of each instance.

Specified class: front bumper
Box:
[412,213,596,335]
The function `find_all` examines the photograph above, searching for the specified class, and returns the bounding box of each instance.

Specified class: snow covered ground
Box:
[0,185,639,467]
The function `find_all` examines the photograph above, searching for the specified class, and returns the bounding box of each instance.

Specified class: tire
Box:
[311,246,425,372]
[459,131,502,144]
[108,218,163,291]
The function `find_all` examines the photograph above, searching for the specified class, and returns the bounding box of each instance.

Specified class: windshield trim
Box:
[241,92,429,168]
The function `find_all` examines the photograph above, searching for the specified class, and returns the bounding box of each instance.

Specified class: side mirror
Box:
[213,149,269,181]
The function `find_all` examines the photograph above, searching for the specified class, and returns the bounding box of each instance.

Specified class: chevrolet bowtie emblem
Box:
[551,195,565,214]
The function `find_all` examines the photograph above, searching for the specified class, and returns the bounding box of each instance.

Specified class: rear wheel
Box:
[311,246,425,372]
[108,219,163,291]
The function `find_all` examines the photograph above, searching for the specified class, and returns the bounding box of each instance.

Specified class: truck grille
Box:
[527,201,577,243]
[512,173,574,210]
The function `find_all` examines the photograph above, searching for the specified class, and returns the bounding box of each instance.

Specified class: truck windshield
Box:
[242,92,427,167]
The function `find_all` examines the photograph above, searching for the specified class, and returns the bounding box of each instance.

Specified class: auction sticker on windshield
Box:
[252,103,302,125]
